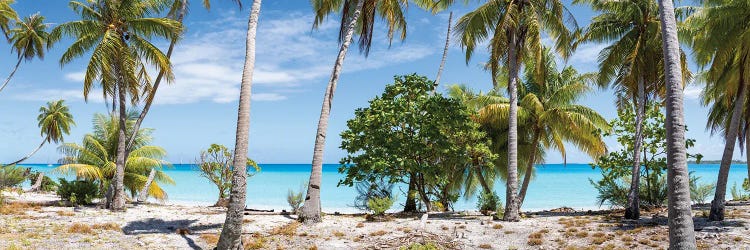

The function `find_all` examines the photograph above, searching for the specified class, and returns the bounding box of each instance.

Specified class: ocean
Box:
[19,163,750,213]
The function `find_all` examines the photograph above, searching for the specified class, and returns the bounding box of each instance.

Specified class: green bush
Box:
[730,180,750,201]
[367,196,395,216]
[57,179,99,205]
[286,183,305,214]
[27,171,58,192]
[477,192,502,216]
[0,166,27,189]
[689,176,715,204]
[399,242,440,250]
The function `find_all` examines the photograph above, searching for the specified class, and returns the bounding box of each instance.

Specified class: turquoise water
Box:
[20,163,749,213]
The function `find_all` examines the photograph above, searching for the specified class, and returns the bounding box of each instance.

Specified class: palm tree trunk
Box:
[28,172,44,192]
[747,134,750,183]
[403,173,418,212]
[658,0,698,247]
[503,36,521,222]
[299,0,365,224]
[433,11,452,92]
[626,78,646,220]
[710,58,747,221]
[475,168,492,195]
[216,1,261,249]
[136,169,156,203]
[111,70,128,211]
[6,138,46,166]
[125,0,187,150]
[518,129,541,208]
[0,57,22,94]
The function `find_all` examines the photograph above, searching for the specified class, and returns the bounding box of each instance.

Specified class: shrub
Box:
[57,179,99,205]
[477,192,502,216]
[352,179,394,212]
[0,166,27,189]
[730,180,750,201]
[367,196,394,216]
[690,176,715,204]
[26,171,58,192]
[196,144,260,207]
[287,183,305,214]
[399,242,440,250]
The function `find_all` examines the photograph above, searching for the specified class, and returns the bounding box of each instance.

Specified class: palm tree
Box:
[5,100,75,166]
[0,0,18,38]
[55,113,174,201]
[301,0,408,223]
[514,48,609,206]
[455,0,577,221]
[51,0,181,211]
[658,0,698,246]
[215,0,262,248]
[576,0,691,219]
[682,0,750,221]
[0,14,50,94]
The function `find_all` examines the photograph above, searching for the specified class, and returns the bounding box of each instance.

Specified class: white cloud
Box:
[13,89,105,103]
[569,43,607,65]
[683,84,702,100]
[252,93,287,101]
[64,72,85,82]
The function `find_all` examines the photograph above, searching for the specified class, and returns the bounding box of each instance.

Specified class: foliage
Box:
[352,179,393,212]
[0,166,27,190]
[27,171,58,192]
[367,196,395,216]
[339,74,496,212]
[476,192,503,216]
[57,178,99,205]
[730,179,750,201]
[689,176,715,205]
[55,112,174,200]
[591,103,701,207]
[286,183,305,214]
[399,242,440,250]
[196,143,259,205]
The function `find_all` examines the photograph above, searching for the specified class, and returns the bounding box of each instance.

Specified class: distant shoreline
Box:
[690,160,747,164]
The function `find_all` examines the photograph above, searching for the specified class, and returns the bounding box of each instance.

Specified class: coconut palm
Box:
[455,0,577,221]
[5,100,75,166]
[681,0,750,221]
[51,0,181,211]
[0,14,50,94]
[55,113,174,201]
[657,0,698,246]
[301,0,409,223]
[0,0,17,38]
[575,0,691,219]
[215,0,261,248]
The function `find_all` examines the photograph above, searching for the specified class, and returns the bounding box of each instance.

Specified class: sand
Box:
[1,191,749,249]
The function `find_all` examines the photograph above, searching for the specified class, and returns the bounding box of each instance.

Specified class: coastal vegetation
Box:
[0,0,749,248]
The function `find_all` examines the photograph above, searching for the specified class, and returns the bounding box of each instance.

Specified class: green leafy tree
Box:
[51,0,182,211]
[0,14,51,94]
[6,100,75,166]
[591,103,701,208]
[196,144,259,207]
[455,0,577,221]
[55,112,174,202]
[339,74,496,212]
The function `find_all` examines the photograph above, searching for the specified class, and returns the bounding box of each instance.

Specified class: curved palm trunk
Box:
[125,0,187,150]
[518,129,541,208]
[6,138,46,166]
[710,61,747,221]
[433,11,452,91]
[626,78,647,220]
[216,1,261,249]
[503,37,521,222]
[0,57,23,94]
[136,169,156,203]
[475,168,492,195]
[299,0,364,223]
[28,172,45,192]
[658,0,698,247]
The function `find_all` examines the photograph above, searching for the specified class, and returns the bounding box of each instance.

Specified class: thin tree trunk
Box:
[475,168,492,195]
[125,0,187,151]
[6,138,46,166]
[403,173,418,212]
[626,78,646,219]
[710,58,747,221]
[503,36,521,222]
[658,0,698,247]
[136,169,156,203]
[518,129,541,208]
[433,11,452,92]
[299,0,364,224]
[111,67,128,211]
[216,1,261,249]
[0,57,22,94]
[28,172,44,192]
[747,134,750,183]
[416,173,432,212]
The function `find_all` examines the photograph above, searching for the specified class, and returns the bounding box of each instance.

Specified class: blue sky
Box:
[0,1,734,164]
